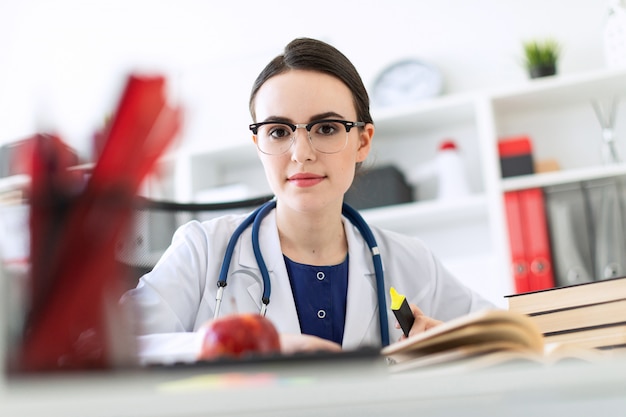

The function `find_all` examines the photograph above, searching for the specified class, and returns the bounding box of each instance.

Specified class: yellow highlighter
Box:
[390,287,415,337]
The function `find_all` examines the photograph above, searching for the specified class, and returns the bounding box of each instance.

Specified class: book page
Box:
[387,341,541,373]
[382,309,544,363]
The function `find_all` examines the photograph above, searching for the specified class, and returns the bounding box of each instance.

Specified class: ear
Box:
[356,123,374,163]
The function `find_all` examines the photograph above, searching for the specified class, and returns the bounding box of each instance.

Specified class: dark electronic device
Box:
[344,165,413,210]
[498,136,535,178]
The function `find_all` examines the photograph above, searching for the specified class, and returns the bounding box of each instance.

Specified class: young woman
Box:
[123,38,494,361]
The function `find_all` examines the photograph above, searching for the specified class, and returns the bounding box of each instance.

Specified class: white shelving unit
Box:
[502,164,626,192]
[165,67,626,307]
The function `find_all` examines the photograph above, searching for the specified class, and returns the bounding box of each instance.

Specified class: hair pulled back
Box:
[249,38,372,125]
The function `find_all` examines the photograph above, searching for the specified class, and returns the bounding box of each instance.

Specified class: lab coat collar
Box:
[342,219,380,349]
[237,210,301,334]
[236,208,380,348]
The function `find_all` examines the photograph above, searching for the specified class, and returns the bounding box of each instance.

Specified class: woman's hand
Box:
[279,333,342,355]
[394,303,443,341]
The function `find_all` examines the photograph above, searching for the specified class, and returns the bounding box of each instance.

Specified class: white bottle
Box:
[408,140,472,201]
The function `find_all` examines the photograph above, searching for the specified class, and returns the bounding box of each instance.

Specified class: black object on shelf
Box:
[344,165,413,210]
[498,136,535,178]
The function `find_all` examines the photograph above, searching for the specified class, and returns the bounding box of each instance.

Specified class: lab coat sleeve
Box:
[426,252,496,321]
[120,220,212,335]
[135,332,205,366]
[372,227,496,323]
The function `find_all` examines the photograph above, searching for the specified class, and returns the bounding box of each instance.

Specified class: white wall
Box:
[0,0,612,160]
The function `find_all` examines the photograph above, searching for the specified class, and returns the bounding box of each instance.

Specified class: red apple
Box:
[198,313,281,360]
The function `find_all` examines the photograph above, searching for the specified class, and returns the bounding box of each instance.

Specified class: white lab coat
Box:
[121,208,494,363]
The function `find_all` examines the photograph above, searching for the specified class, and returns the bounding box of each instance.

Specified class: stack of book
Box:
[506,276,626,351]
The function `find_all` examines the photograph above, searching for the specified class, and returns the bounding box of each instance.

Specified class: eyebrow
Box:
[260,111,346,124]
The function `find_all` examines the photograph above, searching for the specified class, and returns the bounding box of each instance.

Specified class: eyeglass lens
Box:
[255,121,349,155]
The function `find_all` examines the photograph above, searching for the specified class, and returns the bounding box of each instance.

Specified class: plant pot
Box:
[529,64,556,79]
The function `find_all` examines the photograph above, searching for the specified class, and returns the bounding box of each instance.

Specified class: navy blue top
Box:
[284,255,349,345]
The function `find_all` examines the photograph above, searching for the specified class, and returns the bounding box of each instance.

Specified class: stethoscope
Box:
[214,199,390,346]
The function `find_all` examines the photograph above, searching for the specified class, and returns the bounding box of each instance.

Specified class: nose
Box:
[290,126,316,162]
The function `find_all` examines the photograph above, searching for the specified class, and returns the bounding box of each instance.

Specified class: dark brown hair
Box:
[249,38,373,125]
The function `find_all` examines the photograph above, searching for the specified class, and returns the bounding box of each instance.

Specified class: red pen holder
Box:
[14,74,182,372]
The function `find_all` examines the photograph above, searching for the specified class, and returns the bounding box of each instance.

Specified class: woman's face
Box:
[252,69,374,214]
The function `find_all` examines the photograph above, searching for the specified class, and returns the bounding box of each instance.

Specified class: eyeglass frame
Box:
[249,119,366,155]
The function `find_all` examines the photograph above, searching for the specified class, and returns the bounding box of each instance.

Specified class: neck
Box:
[276,203,347,266]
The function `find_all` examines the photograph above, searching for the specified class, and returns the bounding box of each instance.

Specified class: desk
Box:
[2,354,626,417]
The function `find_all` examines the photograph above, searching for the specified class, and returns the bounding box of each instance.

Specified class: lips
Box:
[288,172,325,187]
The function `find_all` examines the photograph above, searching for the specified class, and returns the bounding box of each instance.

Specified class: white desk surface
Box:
[2,352,626,417]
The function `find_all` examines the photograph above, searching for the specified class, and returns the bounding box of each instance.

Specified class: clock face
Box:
[371,59,443,108]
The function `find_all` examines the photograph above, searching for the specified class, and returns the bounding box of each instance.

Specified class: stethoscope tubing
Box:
[251,200,276,315]
[341,203,390,346]
[214,203,266,319]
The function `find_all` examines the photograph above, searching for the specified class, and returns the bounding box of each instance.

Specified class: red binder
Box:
[504,188,555,293]
[504,191,530,293]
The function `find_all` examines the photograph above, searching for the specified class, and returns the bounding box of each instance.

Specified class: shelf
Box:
[491,67,626,114]
[501,164,626,192]
[359,194,488,231]
[372,93,477,136]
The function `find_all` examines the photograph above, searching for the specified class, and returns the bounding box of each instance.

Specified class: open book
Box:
[381,309,607,373]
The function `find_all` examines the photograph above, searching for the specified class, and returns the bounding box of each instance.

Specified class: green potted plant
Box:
[522,39,561,79]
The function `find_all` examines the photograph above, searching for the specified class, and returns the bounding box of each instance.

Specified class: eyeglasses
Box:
[249,119,365,155]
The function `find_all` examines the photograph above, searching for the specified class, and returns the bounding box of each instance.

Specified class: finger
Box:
[408,314,429,336]
[314,338,343,352]
[409,303,425,317]
[424,317,444,330]
[300,334,342,352]
[279,334,342,354]
[405,303,426,335]
[408,315,443,337]
[405,303,443,337]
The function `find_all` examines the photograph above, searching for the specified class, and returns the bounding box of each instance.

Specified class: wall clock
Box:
[371,59,443,108]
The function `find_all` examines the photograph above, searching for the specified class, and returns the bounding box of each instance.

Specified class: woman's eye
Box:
[315,123,339,136]
[269,126,292,139]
